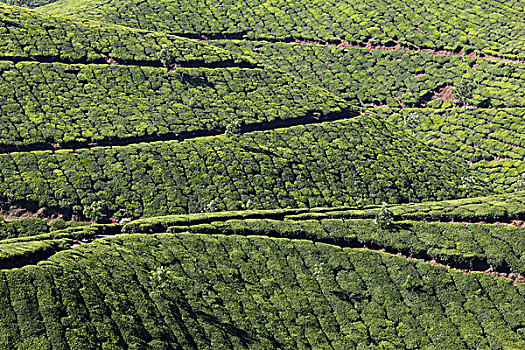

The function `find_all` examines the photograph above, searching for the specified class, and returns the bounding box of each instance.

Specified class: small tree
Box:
[83,201,105,223]
[225,120,241,139]
[402,111,420,128]
[204,199,218,213]
[515,174,525,192]
[454,78,475,106]
[157,44,175,70]
[374,202,394,229]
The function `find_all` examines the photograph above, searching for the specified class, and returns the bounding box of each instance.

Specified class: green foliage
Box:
[375,108,525,192]
[157,44,175,69]
[454,79,475,107]
[0,218,49,239]
[167,215,525,275]
[515,175,525,192]
[0,3,242,65]
[216,41,525,109]
[0,238,72,266]
[83,201,105,222]
[1,0,56,8]
[401,111,420,129]
[0,233,523,348]
[0,62,345,147]
[373,202,393,229]
[0,116,486,218]
[40,0,525,60]
[225,120,241,138]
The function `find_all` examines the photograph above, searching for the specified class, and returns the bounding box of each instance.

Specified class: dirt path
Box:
[64,230,525,285]
[175,31,525,65]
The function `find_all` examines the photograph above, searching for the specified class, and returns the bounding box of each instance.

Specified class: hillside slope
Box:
[1,232,525,349]
[0,116,488,220]
[40,0,525,59]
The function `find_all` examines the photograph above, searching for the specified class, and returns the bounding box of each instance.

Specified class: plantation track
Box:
[4,229,523,285]
[172,32,525,66]
[0,109,360,154]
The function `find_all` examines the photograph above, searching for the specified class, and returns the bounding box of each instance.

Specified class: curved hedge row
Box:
[1,233,524,348]
[41,0,525,59]
[169,218,525,275]
[124,192,525,232]
[0,117,486,219]
[376,108,525,192]
[0,3,242,65]
[0,217,50,239]
[217,40,525,108]
[0,62,345,147]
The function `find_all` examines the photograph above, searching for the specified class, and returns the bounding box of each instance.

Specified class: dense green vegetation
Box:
[1,232,525,349]
[168,219,525,274]
[6,192,525,271]
[2,0,56,8]
[0,116,485,219]
[0,3,243,65]
[0,0,524,347]
[0,62,345,147]
[217,41,525,108]
[41,0,525,59]
[0,216,86,239]
[0,237,72,267]
[0,217,50,238]
[125,191,525,232]
[377,108,525,191]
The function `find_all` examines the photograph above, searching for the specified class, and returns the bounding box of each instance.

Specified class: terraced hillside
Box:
[0,3,489,221]
[41,0,525,59]
[2,198,525,348]
[0,116,487,220]
[0,0,524,348]
[36,0,525,193]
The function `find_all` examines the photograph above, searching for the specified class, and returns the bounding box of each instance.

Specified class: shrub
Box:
[374,202,394,229]
[83,201,106,222]
[157,44,175,69]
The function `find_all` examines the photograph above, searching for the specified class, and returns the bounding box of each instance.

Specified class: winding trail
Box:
[173,31,525,65]
[3,226,523,285]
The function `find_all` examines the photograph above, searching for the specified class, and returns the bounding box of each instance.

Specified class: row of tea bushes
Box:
[216,40,525,108]
[5,192,524,278]
[376,108,525,192]
[0,218,50,239]
[0,217,89,239]
[168,218,525,275]
[0,62,345,146]
[124,192,525,232]
[0,237,71,268]
[0,117,485,219]
[41,0,525,59]
[0,3,242,65]
[1,233,524,348]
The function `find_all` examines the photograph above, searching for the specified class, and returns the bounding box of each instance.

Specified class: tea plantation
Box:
[0,0,524,348]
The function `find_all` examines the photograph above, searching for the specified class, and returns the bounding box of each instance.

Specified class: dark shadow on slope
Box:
[0,109,360,154]
[195,311,256,347]
[1,55,258,69]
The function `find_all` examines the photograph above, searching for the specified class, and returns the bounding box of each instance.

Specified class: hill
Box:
[0,115,487,221]
[0,0,524,348]
[2,197,525,348]
[35,0,525,194]
[40,0,525,59]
